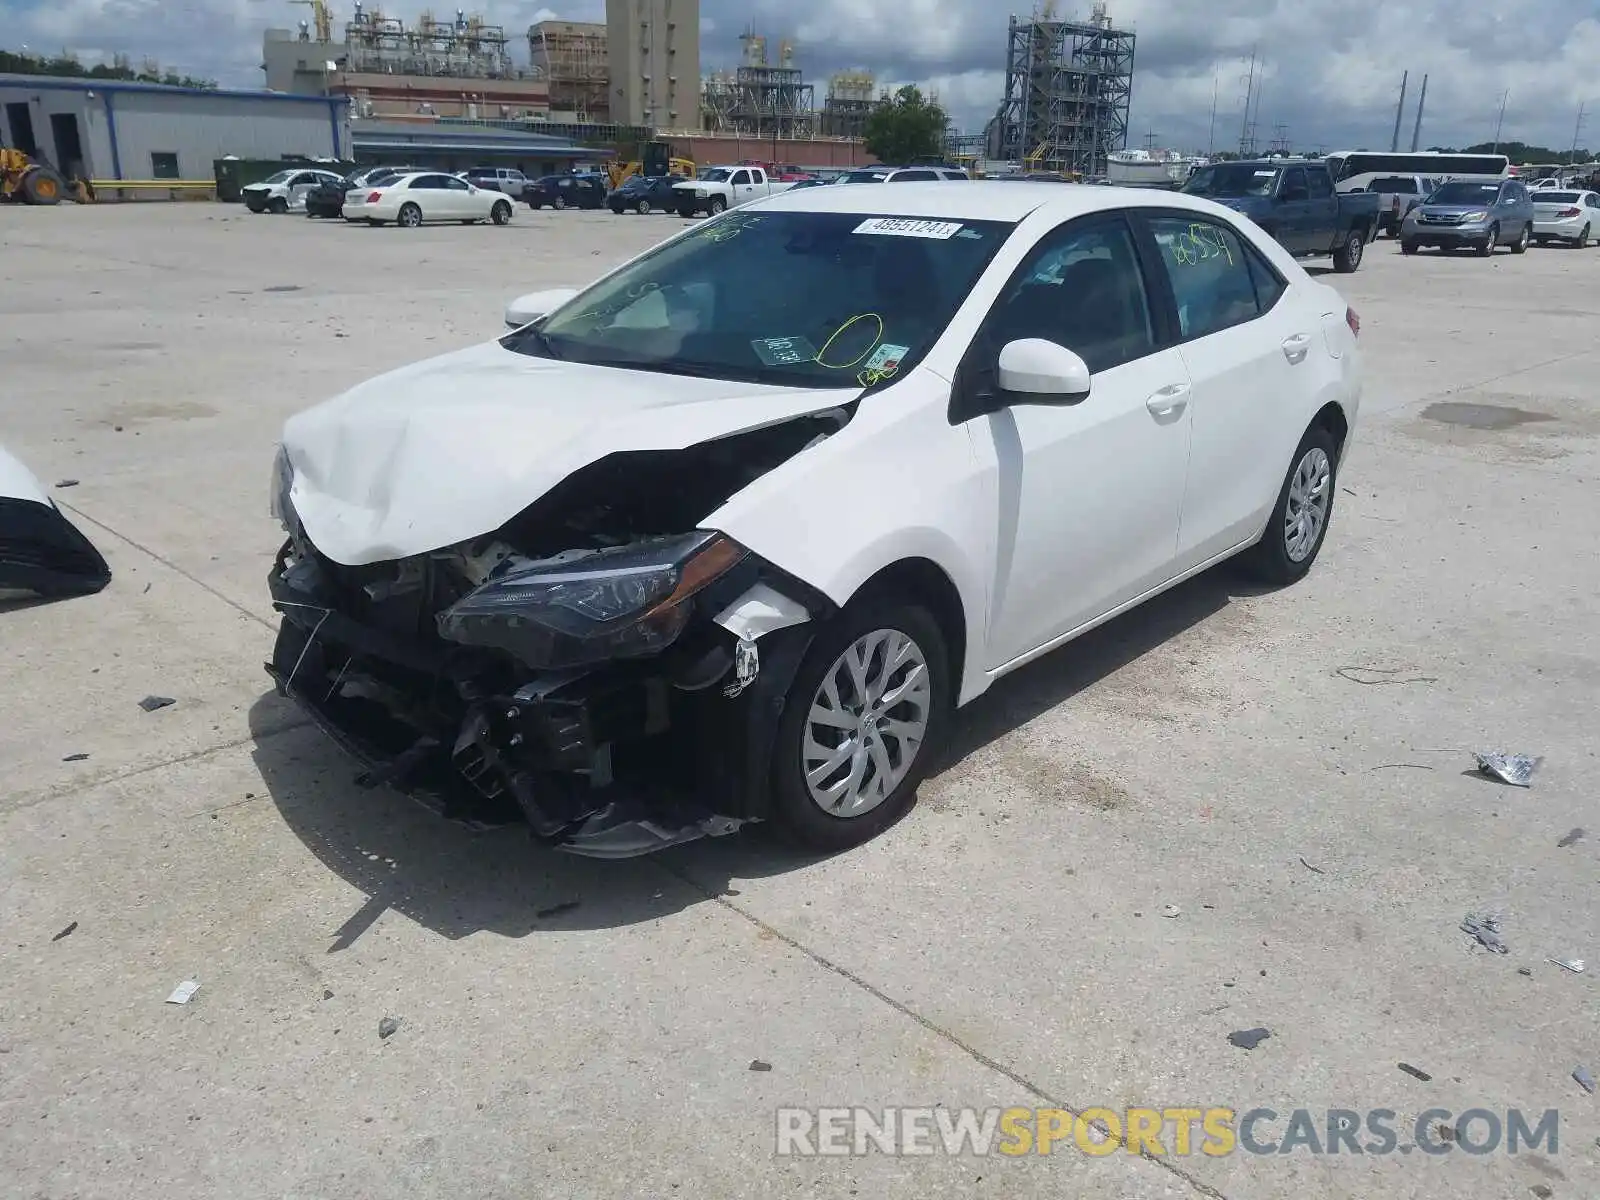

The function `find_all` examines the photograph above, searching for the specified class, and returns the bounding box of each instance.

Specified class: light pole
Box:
[1491,89,1508,154]
[1569,101,1587,167]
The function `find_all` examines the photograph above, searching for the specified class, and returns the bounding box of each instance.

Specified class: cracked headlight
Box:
[437,531,748,668]
[269,443,295,529]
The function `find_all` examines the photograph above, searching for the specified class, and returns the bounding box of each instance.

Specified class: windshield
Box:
[841,171,889,183]
[1427,181,1501,205]
[1369,176,1419,193]
[260,170,296,185]
[1183,163,1279,197]
[1533,191,1580,204]
[503,211,1009,388]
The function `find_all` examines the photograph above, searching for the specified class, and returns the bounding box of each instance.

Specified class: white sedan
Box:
[269,184,1361,858]
[342,171,515,228]
[242,167,345,214]
[1530,189,1600,247]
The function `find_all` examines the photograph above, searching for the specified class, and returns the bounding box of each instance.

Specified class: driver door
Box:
[1274,166,1312,253]
[443,174,475,216]
[959,213,1194,668]
[288,172,320,209]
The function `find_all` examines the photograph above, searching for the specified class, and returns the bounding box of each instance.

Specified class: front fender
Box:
[707,373,997,705]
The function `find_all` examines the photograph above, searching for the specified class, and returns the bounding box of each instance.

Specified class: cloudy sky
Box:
[6,0,1600,153]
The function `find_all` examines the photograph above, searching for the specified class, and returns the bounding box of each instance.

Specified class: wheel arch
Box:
[845,557,969,705]
[1312,399,1350,462]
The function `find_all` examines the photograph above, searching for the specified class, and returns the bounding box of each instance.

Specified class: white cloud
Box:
[5,0,1599,152]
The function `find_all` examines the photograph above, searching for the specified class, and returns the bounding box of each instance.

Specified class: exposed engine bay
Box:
[267,411,845,857]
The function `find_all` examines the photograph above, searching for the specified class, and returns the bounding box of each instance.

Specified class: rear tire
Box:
[1238,422,1340,586]
[491,200,511,225]
[398,203,422,228]
[1331,227,1365,273]
[1511,223,1531,254]
[1577,224,1591,248]
[21,167,64,205]
[768,598,951,853]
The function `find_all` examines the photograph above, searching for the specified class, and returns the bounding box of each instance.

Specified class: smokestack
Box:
[1410,74,1429,152]
[1390,71,1408,152]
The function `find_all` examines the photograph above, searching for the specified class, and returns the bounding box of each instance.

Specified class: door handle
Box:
[1145,383,1190,417]
[1282,333,1312,364]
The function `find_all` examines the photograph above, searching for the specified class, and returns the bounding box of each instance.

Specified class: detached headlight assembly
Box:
[437,531,748,669]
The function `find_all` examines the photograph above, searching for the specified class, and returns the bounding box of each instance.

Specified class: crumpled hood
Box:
[282,339,859,566]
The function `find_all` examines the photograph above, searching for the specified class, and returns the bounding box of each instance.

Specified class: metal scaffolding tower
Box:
[990,3,1135,176]
[699,29,816,137]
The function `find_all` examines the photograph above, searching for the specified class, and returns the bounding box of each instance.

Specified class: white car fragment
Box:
[268,183,1362,859]
[0,444,111,599]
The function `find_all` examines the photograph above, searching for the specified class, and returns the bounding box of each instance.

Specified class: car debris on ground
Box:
[1574,1065,1596,1094]
[51,922,77,941]
[378,1016,401,1039]
[1548,957,1585,974]
[165,981,200,1005]
[1397,1062,1432,1081]
[1557,827,1584,848]
[138,695,176,712]
[1228,1028,1271,1050]
[1460,911,1509,954]
[1473,752,1539,787]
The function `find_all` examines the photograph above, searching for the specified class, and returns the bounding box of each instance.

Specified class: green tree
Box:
[0,46,215,89]
[863,85,948,164]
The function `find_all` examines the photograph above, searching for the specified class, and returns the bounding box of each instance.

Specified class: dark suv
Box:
[304,166,411,218]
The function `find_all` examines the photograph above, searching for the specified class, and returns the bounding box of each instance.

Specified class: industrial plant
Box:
[701,32,817,139]
[986,1,1136,176]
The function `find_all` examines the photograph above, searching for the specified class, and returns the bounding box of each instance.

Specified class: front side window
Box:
[986,216,1155,373]
[730,170,751,186]
[1282,167,1308,198]
[1308,170,1333,199]
[446,176,470,191]
[1147,215,1267,341]
[505,211,1010,388]
[893,170,937,182]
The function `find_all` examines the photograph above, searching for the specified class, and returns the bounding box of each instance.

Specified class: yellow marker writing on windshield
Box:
[814,313,884,369]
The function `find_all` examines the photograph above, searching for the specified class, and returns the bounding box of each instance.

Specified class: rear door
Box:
[443,174,476,216]
[1139,210,1312,568]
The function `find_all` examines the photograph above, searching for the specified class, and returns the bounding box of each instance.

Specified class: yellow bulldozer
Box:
[1,148,90,205]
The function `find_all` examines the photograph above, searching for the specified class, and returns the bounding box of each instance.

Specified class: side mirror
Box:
[504,287,579,330]
[996,339,1091,403]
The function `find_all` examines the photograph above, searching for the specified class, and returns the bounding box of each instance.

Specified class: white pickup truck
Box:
[673,165,796,216]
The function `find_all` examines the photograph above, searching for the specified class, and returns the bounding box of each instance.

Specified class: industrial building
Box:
[0,74,345,185]
[262,2,548,121]
[528,20,609,121]
[350,119,599,175]
[606,0,700,130]
[702,31,816,138]
[987,1,1135,176]
[820,71,879,140]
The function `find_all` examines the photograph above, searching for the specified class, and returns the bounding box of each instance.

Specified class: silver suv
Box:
[1400,178,1536,257]
[837,166,970,183]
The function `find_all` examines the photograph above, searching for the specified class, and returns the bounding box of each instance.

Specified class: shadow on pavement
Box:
[250,563,1262,942]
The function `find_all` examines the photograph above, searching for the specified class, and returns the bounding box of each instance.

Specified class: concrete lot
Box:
[2,201,1597,1199]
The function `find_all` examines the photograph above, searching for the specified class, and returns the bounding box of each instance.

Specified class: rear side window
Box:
[1371,176,1417,193]
[1146,215,1271,341]
[1308,170,1333,199]
[893,170,938,181]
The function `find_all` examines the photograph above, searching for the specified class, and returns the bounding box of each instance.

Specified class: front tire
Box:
[1238,423,1339,586]
[1400,237,1418,255]
[1332,227,1365,272]
[491,200,512,225]
[1478,224,1498,256]
[398,203,422,228]
[707,196,727,215]
[769,599,951,852]
[552,195,567,210]
[636,198,652,215]
[268,197,288,214]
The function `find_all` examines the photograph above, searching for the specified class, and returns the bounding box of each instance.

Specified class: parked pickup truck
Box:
[673,165,795,216]
[1181,159,1381,272]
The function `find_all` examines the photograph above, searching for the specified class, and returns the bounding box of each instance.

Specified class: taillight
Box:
[1345,306,1360,338]
[366,191,382,203]
[1559,206,1581,217]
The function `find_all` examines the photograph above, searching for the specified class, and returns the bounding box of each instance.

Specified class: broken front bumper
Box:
[265,542,817,858]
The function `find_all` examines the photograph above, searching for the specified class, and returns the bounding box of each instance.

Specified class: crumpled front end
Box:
[265,416,842,857]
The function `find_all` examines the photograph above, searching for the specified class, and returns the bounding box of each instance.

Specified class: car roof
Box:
[755,180,1227,225]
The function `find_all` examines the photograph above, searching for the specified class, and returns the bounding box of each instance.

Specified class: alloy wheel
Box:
[802,629,932,818]
[1284,447,1331,563]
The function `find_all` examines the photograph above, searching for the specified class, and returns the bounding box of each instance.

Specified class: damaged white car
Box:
[267,185,1362,857]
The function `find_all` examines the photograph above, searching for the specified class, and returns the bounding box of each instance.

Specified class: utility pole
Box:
[1207,75,1218,158]
[1238,49,1256,156]
[1492,90,1509,154]
[1247,63,1267,156]
[1409,74,1428,152]
[1390,70,1408,152]
[1569,101,1587,165]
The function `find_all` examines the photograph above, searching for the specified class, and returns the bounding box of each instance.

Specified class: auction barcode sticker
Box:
[853,217,964,239]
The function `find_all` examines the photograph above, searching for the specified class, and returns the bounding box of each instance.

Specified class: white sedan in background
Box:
[1530,189,1600,247]
[343,171,515,228]
[270,184,1361,859]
